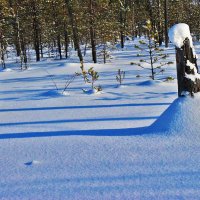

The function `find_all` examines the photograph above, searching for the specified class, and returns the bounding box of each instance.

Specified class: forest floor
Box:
[1,39,200,199]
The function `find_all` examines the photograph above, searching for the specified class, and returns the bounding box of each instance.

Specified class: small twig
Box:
[62,74,77,94]
[43,69,59,91]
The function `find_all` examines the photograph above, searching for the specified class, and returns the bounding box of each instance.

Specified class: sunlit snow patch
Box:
[0,68,13,72]
[136,80,163,86]
[62,91,70,96]
[116,85,127,88]
[41,90,70,97]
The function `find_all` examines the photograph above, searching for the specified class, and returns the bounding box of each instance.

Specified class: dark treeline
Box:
[0,0,200,68]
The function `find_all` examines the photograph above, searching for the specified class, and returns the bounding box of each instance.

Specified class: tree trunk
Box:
[14,34,21,57]
[157,0,163,46]
[84,40,88,56]
[65,0,83,62]
[120,31,124,49]
[0,28,6,69]
[64,29,69,59]
[89,0,97,63]
[32,0,40,62]
[34,33,40,62]
[0,43,6,69]
[164,0,169,47]
[131,1,135,38]
[103,42,106,64]
[15,12,27,70]
[8,0,20,56]
[57,35,62,59]
[147,0,154,33]
[120,7,124,48]
[21,36,28,69]
[40,33,43,58]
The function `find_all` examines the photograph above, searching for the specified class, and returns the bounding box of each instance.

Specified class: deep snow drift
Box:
[151,94,200,135]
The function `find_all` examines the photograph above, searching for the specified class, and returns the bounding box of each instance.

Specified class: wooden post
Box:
[176,37,200,97]
[176,47,185,96]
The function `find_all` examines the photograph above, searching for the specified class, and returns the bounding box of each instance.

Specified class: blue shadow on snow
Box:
[0,99,182,139]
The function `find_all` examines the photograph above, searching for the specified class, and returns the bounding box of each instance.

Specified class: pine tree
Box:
[132,20,173,80]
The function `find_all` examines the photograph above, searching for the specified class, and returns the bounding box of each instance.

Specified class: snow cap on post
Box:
[168,23,193,48]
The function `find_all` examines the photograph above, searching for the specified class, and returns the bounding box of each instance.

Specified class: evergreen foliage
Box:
[80,64,101,91]
[132,20,173,80]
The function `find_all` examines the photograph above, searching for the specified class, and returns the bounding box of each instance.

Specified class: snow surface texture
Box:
[168,23,193,48]
[1,40,200,199]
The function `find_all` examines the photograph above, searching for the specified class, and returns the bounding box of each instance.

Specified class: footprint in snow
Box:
[24,160,41,166]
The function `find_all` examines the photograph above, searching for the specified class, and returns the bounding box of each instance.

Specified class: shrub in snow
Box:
[132,20,173,80]
[87,67,99,90]
[136,74,141,78]
[164,76,175,82]
[79,64,101,93]
[97,44,111,64]
[116,69,125,86]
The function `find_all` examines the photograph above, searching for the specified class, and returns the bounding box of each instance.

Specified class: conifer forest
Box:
[1,0,200,65]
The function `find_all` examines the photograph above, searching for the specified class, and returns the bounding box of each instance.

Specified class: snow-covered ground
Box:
[1,40,200,199]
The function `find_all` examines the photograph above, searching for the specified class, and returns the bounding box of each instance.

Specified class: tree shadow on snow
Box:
[0,99,181,139]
